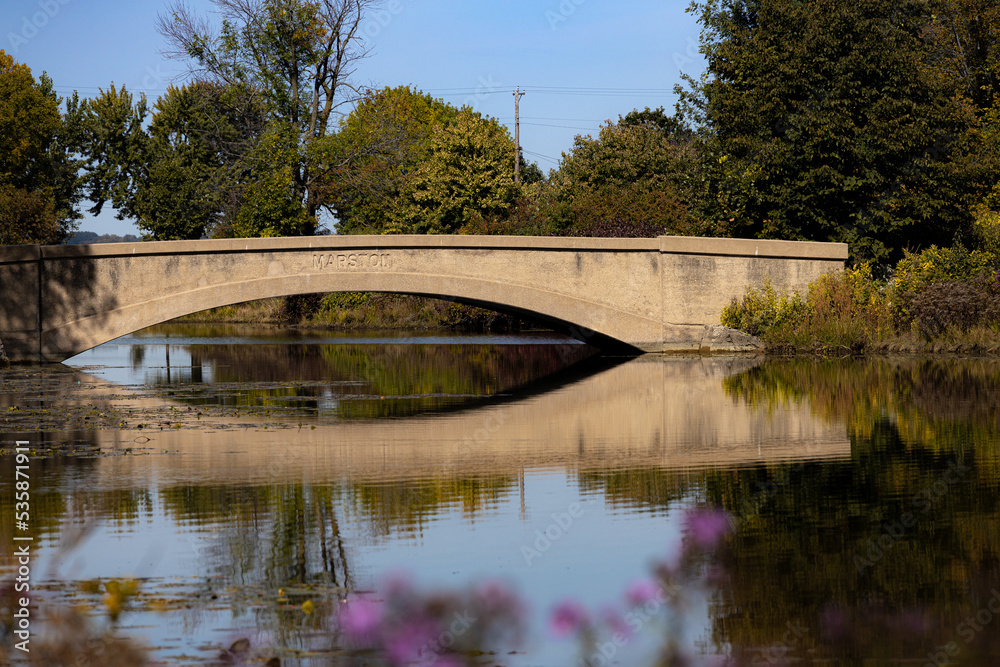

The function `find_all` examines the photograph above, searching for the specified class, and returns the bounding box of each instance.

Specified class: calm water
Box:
[2,325,1000,665]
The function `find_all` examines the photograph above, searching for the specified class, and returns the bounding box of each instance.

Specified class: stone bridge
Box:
[0,234,847,363]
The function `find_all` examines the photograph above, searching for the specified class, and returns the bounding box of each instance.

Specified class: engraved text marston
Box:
[313,253,391,270]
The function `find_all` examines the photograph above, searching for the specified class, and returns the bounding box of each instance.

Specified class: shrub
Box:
[277,293,323,324]
[440,303,523,332]
[319,291,376,310]
[720,281,807,338]
[722,251,1000,351]
[806,264,895,345]
[557,217,669,238]
[909,275,1000,338]
[893,245,999,321]
[722,266,896,350]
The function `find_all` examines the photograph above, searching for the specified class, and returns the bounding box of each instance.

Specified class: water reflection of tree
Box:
[158,484,350,588]
[155,474,517,576]
[151,474,516,656]
[577,358,1000,662]
[156,341,595,419]
[0,432,155,559]
[347,475,517,538]
[575,467,698,513]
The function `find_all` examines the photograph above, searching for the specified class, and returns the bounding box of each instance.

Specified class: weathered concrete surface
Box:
[0,235,847,362]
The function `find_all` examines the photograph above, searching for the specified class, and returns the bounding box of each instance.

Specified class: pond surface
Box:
[2,325,1000,665]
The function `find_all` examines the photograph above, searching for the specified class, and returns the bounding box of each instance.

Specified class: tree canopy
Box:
[683,0,1000,263]
[72,80,270,240]
[322,85,464,234]
[544,110,698,236]
[328,86,524,235]
[154,0,381,234]
[0,50,80,245]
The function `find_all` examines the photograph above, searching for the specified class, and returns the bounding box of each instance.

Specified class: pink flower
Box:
[625,578,661,608]
[549,599,589,638]
[474,579,521,615]
[384,618,439,666]
[684,508,732,550]
[600,604,631,637]
[338,599,382,644]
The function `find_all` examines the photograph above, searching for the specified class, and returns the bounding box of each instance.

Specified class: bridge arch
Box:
[57,270,639,356]
[0,235,847,362]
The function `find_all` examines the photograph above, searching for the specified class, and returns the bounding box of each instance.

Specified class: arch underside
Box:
[43,271,656,360]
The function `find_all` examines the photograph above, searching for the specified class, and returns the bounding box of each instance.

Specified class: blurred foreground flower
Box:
[549,505,733,666]
[684,507,733,550]
[549,599,590,638]
[337,577,525,666]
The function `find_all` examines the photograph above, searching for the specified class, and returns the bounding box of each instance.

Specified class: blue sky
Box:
[2,0,706,235]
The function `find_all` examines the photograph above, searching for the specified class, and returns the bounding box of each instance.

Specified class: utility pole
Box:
[513,87,525,184]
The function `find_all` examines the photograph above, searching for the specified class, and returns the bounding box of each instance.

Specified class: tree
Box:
[325,87,524,234]
[321,85,464,234]
[543,113,699,236]
[685,0,1000,264]
[0,50,80,245]
[70,84,149,226]
[156,0,380,234]
[393,110,520,234]
[925,0,1000,228]
[925,0,1000,118]
[230,122,314,237]
[620,105,693,139]
[141,81,267,239]
[74,81,267,240]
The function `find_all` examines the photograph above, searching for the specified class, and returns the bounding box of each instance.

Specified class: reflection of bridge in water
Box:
[1,235,846,362]
[88,356,850,486]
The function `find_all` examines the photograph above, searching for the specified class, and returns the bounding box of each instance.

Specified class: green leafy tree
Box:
[156,0,380,235]
[74,81,267,240]
[927,0,1000,229]
[70,84,149,224]
[685,0,1000,264]
[388,110,520,234]
[140,81,266,239]
[925,0,1000,119]
[322,85,464,234]
[327,88,523,234]
[230,123,313,237]
[619,105,693,139]
[543,113,699,235]
[0,50,80,245]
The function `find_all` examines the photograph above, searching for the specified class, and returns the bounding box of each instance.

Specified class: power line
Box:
[422,85,680,99]
[52,83,679,101]
[522,116,607,122]
[522,149,559,165]
[522,122,599,130]
[499,116,607,122]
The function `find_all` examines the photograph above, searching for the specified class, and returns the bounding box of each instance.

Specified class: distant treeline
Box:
[67,231,141,245]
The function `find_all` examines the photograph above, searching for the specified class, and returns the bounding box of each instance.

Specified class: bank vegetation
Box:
[722,237,1000,354]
